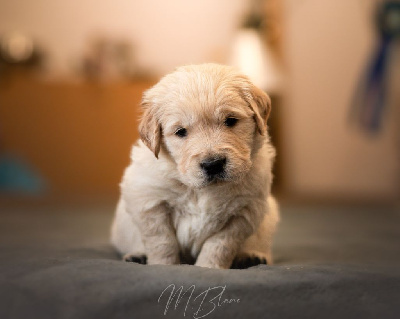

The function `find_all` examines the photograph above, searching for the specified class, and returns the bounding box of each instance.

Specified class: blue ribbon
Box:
[351,1,400,133]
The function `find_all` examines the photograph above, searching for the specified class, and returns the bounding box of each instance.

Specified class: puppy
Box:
[111,63,279,269]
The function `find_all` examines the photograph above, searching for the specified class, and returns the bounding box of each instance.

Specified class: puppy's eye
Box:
[175,128,187,138]
[224,117,238,127]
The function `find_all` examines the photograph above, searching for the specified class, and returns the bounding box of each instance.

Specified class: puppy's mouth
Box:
[205,173,228,185]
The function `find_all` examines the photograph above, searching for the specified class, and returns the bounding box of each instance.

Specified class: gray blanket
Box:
[0,202,399,319]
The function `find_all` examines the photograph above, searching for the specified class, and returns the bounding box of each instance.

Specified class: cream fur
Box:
[111,64,279,269]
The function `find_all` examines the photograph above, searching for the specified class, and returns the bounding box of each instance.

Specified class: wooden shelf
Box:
[0,78,155,197]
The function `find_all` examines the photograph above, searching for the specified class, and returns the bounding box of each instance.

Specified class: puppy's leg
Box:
[235,222,274,267]
[195,212,256,269]
[236,230,273,267]
[234,196,280,267]
[111,199,147,261]
[136,203,180,265]
[123,254,147,264]
[231,251,268,269]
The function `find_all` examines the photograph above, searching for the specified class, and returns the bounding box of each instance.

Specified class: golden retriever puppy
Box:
[111,63,279,269]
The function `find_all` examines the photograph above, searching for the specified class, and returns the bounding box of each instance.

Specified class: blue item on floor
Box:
[0,154,46,195]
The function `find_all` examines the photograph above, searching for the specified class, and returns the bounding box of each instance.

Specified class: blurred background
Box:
[0,0,399,205]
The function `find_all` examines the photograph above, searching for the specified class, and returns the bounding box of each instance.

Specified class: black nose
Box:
[200,157,226,177]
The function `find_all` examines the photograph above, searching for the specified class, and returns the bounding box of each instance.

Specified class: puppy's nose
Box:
[200,157,226,177]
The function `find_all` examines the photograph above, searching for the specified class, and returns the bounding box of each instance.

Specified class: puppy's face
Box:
[139,64,271,188]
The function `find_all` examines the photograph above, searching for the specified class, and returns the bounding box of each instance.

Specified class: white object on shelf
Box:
[229,28,283,94]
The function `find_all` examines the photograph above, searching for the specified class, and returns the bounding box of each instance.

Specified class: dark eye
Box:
[175,128,187,138]
[224,117,238,127]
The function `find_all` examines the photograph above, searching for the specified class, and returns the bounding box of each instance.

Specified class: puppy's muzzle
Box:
[200,156,227,180]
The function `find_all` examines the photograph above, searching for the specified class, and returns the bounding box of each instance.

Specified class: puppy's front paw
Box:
[195,256,229,269]
[123,254,147,264]
[231,253,267,269]
[195,261,224,269]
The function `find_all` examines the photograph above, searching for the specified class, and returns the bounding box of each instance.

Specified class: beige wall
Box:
[282,0,399,200]
[0,0,247,76]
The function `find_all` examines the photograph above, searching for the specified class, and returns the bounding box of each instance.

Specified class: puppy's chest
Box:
[169,191,229,255]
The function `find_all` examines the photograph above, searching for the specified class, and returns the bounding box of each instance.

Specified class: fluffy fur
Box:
[111,63,279,269]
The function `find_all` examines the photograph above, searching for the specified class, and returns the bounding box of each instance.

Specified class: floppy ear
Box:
[139,101,162,159]
[246,85,271,136]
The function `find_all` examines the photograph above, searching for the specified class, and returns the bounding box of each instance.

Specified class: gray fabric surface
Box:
[0,202,399,319]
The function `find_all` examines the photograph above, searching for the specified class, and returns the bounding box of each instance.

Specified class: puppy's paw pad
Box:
[231,254,267,269]
[123,254,147,264]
